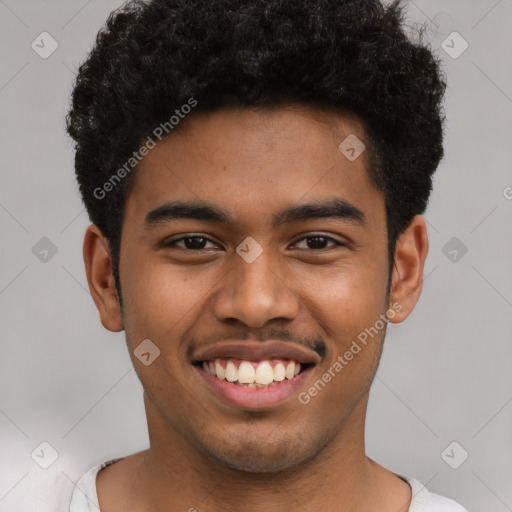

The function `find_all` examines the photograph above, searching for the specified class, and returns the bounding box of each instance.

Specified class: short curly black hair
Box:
[66,0,446,304]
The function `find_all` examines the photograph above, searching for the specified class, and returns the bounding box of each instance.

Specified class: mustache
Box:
[186,327,326,360]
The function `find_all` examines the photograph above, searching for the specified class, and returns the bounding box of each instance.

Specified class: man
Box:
[66,0,468,510]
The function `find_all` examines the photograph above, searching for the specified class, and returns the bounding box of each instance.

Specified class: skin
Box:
[84,105,429,512]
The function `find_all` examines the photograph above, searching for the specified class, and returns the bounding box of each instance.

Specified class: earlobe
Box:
[387,215,429,324]
[83,224,124,332]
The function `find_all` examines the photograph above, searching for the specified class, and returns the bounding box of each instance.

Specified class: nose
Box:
[212,250,299,328]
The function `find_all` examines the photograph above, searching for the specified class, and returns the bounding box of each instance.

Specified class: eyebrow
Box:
[144,198,366,229]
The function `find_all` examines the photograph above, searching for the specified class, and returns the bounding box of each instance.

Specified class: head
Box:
[66,0,446,472]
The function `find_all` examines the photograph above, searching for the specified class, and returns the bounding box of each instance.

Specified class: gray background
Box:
[0,0,511,510]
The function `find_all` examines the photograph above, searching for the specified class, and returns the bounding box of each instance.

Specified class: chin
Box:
[199,433,320,474]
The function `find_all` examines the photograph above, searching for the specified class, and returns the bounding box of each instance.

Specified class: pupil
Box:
[185,237,206,249]
[307,236,327,249]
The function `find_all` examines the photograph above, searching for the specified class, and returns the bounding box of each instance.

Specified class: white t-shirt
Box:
[69,458,468,512]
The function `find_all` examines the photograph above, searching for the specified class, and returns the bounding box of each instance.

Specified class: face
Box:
[85,105,426,473]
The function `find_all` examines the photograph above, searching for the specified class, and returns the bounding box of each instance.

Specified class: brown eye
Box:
[292,235,344,250]
[164,235,218,250]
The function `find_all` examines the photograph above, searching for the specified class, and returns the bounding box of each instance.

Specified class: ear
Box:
[83,224,124,332]
[387,215,429,324]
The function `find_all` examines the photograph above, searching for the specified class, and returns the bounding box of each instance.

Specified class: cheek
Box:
[121,258,220,340]
[296,257,388,401]
[298,255,388,339]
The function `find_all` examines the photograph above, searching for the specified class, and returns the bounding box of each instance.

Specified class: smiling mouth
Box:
[193,358,313,388]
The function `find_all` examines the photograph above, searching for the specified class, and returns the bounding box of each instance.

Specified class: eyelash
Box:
[163,234,346,251]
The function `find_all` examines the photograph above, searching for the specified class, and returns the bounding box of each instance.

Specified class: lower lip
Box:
[194,364,314,410]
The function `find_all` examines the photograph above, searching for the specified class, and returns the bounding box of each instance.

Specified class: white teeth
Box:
[238,361,256,384]
[225,360,238,382]
[285,361,295,380]
[214,359,225,380]
[273,362,285,381]
[202,358,304,385]
[254,360,274,385]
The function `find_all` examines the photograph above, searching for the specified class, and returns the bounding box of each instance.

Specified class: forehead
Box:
[124,105,385,232]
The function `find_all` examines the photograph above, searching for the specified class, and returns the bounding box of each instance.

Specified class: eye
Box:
[291,234,345,250]
[163,233,345,252]
[164,235,219,250]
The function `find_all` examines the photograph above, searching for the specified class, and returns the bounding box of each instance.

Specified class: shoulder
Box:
[69,458,123,512]
[401,475,468,512]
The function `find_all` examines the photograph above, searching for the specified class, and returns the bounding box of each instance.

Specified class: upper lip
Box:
[191,341,321,365]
